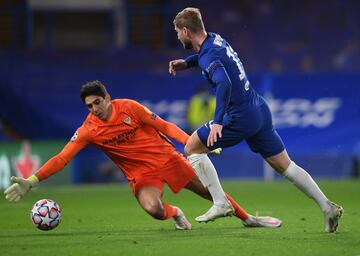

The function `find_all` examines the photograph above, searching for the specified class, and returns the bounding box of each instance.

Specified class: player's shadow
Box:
[0,226,341,240]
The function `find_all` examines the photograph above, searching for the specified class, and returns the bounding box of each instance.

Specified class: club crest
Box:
[123,116,131,125]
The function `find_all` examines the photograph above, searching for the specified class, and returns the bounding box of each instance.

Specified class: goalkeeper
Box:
[4,80,281,230]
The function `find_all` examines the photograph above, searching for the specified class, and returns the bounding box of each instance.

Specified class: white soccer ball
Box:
[30,199,62,231]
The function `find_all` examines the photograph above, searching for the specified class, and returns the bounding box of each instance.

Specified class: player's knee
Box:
[184,144,205,156]
[142,201,164,219]
[184,143,193,156]
[184,133,205,156]
[184,137,209,155]
[265,150,291,173]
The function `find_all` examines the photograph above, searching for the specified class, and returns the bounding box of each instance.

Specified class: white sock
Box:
[187,153,228,206]
[283,161,330,212]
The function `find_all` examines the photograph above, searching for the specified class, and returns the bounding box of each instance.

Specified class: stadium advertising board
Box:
[0,141,71,189]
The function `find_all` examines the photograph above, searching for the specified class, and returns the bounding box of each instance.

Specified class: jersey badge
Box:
[70,131,78,142]
[123,116,132,125]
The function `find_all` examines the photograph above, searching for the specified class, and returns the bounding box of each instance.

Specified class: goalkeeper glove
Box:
[4,175,39,202]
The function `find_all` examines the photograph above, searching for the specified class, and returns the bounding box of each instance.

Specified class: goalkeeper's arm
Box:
[4,130,88,202]
[3,153,69,202]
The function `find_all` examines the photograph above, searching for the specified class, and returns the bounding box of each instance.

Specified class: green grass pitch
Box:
[1,180,359,256]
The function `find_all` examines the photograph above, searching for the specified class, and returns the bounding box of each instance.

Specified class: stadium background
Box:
[0,0,359,189]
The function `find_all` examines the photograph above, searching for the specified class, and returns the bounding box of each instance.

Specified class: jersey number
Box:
[226,46,250,91]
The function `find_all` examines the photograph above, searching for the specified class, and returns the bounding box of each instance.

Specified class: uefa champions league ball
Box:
[30,199,62,231]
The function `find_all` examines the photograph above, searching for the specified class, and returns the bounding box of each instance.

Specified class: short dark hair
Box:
[80,80,108,102]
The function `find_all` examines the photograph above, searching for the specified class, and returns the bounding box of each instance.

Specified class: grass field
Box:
[1,180,359,256]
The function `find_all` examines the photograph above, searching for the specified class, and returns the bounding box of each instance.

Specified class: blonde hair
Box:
[173,7,205,34]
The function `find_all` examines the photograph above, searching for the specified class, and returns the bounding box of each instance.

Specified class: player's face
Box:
[175,26,193,50]
[84,95,111,121]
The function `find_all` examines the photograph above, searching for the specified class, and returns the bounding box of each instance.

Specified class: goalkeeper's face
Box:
[84,95,112,121]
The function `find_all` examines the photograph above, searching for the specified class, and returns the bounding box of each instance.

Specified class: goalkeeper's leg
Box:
[135,186,191,230]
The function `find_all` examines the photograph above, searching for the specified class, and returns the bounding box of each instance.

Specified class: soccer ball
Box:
[30,199,62,231]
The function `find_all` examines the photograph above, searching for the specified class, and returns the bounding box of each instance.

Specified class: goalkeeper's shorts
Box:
[129,151,195,195]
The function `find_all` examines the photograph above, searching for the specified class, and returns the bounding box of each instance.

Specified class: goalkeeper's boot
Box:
[324,201,343,232]
[195,203,234,222]
[173,207,192,230]
[243,215,282,228]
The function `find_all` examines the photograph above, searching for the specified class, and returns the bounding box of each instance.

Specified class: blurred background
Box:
[0,0,359,188]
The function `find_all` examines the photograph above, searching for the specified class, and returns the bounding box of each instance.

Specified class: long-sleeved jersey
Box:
[185,32,264,125]
[35,99,189,182]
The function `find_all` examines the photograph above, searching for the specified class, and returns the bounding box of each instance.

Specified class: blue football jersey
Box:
[185,33,285,157]
[187,32,263,125]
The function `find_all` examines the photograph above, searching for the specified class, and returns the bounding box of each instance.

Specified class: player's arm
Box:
[4,128,89,202]
[130,100,189,144]
[35,130,88,181]
[204,59,232,146]
[209,60,232,125]
[185,54,199,68]
[169,54,198,76]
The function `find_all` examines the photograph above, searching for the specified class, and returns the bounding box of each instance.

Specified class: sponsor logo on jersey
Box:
[102,128,137,145]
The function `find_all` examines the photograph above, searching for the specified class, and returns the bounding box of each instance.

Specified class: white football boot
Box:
[243,215,282,228]
[173,207,192,230]
[324,201,343,232]
[195,203,234,222]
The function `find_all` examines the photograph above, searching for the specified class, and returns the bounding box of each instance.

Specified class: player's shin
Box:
[283,161,330,212]
[187,153,229,207]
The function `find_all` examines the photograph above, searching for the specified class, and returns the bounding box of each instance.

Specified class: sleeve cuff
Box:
[26,175,39,187]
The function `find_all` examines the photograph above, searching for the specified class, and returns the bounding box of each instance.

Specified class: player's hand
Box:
[169,59,187,76]
[207,123,223,147]
[4,175,39,202]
